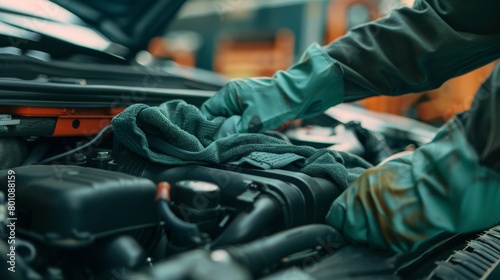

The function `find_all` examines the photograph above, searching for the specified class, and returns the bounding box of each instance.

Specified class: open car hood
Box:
[0,0,187,58]
[49,0,187,54]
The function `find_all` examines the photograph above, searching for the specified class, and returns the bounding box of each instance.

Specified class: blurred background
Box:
[149,0,497,126]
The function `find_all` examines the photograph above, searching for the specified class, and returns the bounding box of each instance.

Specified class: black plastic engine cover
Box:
[0,165,158,248]
[117,153,342,228]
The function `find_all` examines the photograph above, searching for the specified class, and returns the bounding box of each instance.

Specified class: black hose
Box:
[210,195,279,248]
[224,224,344,277]
[0,138,27,169]
[21,141,50,166]
[156,200,200,237]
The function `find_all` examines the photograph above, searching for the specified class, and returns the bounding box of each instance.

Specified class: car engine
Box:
[2,92,500,280]
[0,30,499,279]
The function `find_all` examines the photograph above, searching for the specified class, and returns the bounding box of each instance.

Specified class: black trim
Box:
[427,226,500,280]
[0,80,214,108]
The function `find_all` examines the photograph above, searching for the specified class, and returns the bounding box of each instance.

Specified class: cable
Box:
[37,125,113,164]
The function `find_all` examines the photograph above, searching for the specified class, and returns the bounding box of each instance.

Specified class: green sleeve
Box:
[324,0,500,102]
[326,115,500,252]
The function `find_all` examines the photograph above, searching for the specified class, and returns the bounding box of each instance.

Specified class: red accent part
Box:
[53,117,113,137]
[0,106,125,136]
[156,182,171,201]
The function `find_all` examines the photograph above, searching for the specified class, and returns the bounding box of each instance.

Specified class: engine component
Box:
[223,224,344,277]
[171,180,220,212]
[128,225,343,280]
[263,245,399,280]
[83,235,147,270]
[37,125,113,164]
[156,182,205,250]
[210,195,278,248]
[117,152,341,227]
[129,249,252,280]
[0,117,56,138]
[227,168,343,224]
[21,141,50,166]
[285,121,393,165]
[0,138,27,169]
[116,152,344,252]
[0,106,122,137]
[0,165,159,248]
[14,238,37,264]
[426,226,500,280]
[88,150,113,169]
[324,103,437,146]
[0,238,43,280]
[170,180,223,233]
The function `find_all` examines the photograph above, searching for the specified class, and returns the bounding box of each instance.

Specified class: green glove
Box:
[201,43,345,133]
[326,115,500,253]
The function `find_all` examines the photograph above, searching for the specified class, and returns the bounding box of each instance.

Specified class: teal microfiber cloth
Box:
[112,100,372,190]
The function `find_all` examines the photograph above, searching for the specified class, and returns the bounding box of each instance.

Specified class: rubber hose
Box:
[211,195,279,248]
[224,224,344,277]
[157,200,200,237]
[0,138,27,169]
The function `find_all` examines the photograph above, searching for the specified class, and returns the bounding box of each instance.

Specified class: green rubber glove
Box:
[326,115,500,253]
[201,43,344,133]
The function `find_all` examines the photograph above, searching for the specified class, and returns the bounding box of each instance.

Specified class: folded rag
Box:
[112,100,371,190]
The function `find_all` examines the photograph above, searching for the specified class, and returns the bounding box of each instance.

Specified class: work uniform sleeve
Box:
[326,112,500,252]
[324,0,500,102]
[325,0,500,252]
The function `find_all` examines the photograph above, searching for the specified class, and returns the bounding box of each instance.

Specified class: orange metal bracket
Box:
[1,106,125,137]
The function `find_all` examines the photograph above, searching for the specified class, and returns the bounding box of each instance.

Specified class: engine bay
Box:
[0,54,499,280]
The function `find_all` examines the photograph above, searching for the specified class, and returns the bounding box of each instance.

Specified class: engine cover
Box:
[0,165,158,248]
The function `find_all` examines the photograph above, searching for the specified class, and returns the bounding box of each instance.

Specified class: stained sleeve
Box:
[323,0,500,102]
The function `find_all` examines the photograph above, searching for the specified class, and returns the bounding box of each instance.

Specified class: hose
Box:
[210,195,279,248]
[21,141,50,166]
[0,138,27,168]
[155,182,200,237]
[156,200,200,237]
[224,224,344,277]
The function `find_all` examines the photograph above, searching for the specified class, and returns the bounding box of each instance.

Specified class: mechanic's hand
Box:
[326,115,500,253]
[201,43,345,133]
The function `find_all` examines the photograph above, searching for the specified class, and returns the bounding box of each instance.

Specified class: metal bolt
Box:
[96,151,110,160]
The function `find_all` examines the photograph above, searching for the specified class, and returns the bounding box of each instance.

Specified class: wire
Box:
[37,125,113,164]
